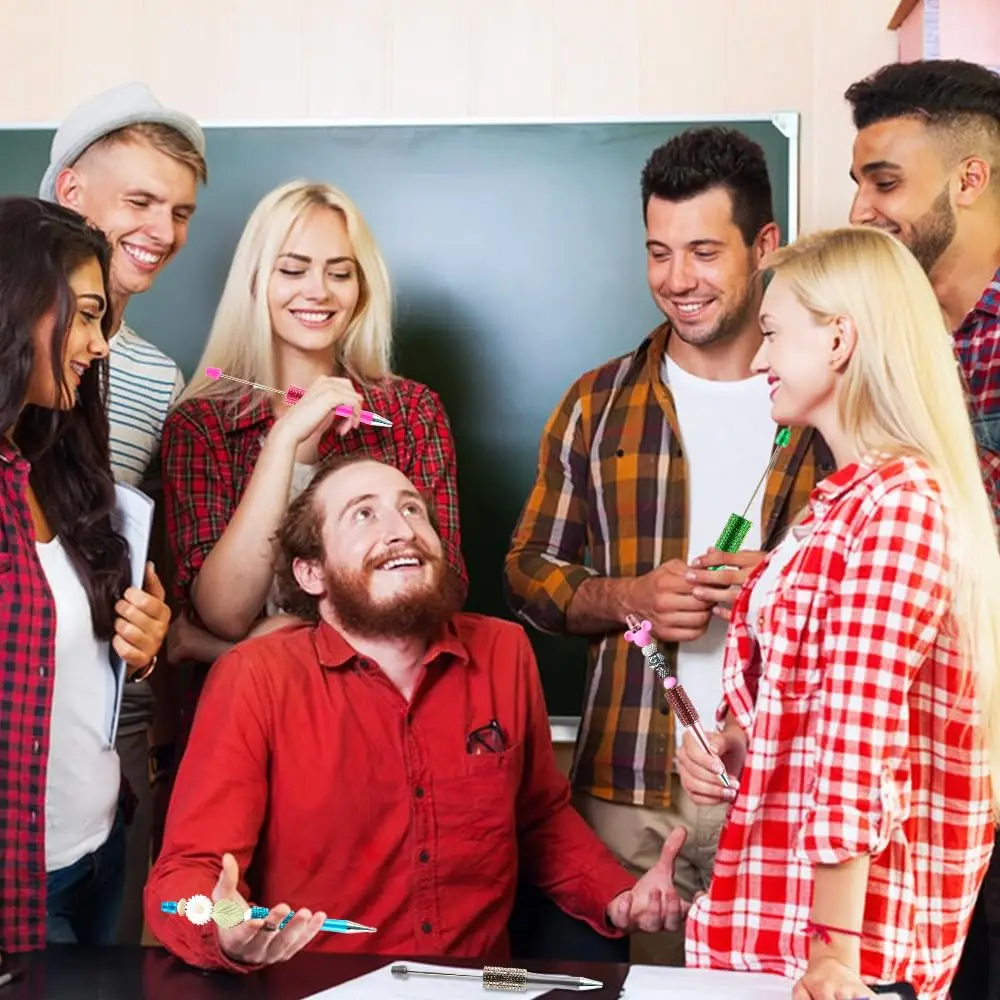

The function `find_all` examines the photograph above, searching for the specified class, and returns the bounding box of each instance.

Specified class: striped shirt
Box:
[503,324,835,808]
[108,324,185,488]
[107,323,184,731]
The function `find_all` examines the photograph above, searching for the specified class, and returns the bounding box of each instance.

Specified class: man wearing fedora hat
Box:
[40,81,208,946]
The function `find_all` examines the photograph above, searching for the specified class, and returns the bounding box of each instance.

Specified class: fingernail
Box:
[685,571,697,581]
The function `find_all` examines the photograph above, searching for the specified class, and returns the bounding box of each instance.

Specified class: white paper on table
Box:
[621,964,794,998]
[298,961,555,999]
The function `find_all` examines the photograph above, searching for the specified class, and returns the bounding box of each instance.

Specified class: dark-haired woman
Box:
[0,197,170,953]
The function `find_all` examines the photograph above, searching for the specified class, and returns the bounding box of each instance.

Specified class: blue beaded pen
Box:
[160,898,376,934]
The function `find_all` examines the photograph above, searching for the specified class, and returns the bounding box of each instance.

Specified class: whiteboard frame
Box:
[0,111,801,241]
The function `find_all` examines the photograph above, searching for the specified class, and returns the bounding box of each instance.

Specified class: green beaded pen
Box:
[709,426,791,569]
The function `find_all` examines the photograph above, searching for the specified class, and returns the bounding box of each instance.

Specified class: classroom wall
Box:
[941,0,1000,66]
[1,0,899,234]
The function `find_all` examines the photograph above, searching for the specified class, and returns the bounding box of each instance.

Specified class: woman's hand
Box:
[113,562,171,676]
[675,722,747,806]
[793,956,876,1000]
[272,375,363,446]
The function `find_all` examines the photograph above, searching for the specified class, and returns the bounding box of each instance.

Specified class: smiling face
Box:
[646,187,769,349]
[56,136,199,304]
[292,460,463,639]
[848,117,958,274]
[25,255,110,410]
[751,274,843,429]
[267,204,362,358]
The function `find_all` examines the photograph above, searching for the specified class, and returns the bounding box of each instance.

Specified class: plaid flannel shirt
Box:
[504,324,834,807]
[0,438,136,953]
[686,456,994,1000]
[956,266,1000,522]
[162,377,465,613]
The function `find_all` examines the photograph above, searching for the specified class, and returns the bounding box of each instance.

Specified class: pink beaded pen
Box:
[203,367,393,428]
[624,614,731,788]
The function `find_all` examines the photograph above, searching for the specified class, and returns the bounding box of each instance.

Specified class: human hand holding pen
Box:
[214,853,327,966]
[675,717,746,805]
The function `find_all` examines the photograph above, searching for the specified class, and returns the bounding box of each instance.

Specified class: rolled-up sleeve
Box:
[796,487,950,864]
[503,381,597,634]
[161,406,236,607]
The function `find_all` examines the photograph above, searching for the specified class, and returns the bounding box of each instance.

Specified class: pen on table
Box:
[391,963,603,992]
[203,367,393,428]
[623,614,731,789]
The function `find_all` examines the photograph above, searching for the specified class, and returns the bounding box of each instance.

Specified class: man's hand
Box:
[214,853,327,966]
[684,548,765,621]
[606,828,696,932]
[628,560,713,642]
[792,956,875,1000]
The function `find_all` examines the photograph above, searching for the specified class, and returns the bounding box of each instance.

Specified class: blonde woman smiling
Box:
[162,180,464,660]
[675,226,1000,1000]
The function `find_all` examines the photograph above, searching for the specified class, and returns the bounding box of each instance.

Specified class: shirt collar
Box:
[312,617,470,671]
[807,456,883,512]
[623,322,671,382]
[0,435,22,466]
[974,265,1000,319]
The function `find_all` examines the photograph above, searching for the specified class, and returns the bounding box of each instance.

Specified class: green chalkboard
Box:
[0,116,798,715]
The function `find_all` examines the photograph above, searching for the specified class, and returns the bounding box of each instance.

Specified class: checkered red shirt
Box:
[956,266,1000,521]
[685,456,994,1000]
[161,377,465,612]
[0,439,58,953]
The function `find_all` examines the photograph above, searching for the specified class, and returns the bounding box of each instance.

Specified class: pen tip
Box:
[581,977,603,990]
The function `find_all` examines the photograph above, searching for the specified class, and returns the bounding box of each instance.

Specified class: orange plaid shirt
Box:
[504,324,834,807]
[686,456,994,1000]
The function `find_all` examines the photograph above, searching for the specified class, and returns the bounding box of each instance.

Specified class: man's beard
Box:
[902,185,957,275]
[322,549,467,640]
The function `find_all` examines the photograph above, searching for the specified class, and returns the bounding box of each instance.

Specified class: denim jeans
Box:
[46,809,127,945]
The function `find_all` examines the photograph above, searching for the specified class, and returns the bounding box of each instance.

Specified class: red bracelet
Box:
[805,920,863,943]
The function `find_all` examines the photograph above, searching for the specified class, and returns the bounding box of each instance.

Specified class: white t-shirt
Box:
[664,355,776,746]
[747,527,805,642]
[37,537,120,872]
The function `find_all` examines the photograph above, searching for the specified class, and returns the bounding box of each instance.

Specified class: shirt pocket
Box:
[972,411,1000,453]
[759,583,827,700]
[431,744,524,883]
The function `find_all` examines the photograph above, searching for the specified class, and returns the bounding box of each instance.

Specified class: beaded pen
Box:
[160,897,376,933]
[710,426,790,568]
[203,367,393,428]
[624,614,731,789]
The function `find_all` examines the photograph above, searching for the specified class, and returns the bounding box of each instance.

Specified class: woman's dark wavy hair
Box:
[0,196,130,638]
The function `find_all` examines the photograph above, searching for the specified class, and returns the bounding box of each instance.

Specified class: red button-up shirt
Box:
[0,438,56,954]
[144,615,634,971]
[685,457,994,1000]
[161,378,465,611]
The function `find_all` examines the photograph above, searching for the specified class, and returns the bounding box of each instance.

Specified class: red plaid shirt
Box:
[161,377,464,612]
[0,438,56,953]
[686,456,994,1000]
[957,266,1000,520]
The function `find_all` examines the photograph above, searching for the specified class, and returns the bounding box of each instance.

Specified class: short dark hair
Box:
[272,454,440,621]
[0,196,130,638]
[640,127,775,245]
[845,60,1000,184]
[845,59,1000,132]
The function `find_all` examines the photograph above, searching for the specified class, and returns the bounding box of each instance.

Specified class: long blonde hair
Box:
[181,179,394,404]
[765,225,1000,814]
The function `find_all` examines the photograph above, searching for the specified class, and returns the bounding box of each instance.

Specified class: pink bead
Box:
[623,619,653,646]
[285,385,305,405]
[205,367,222,380]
